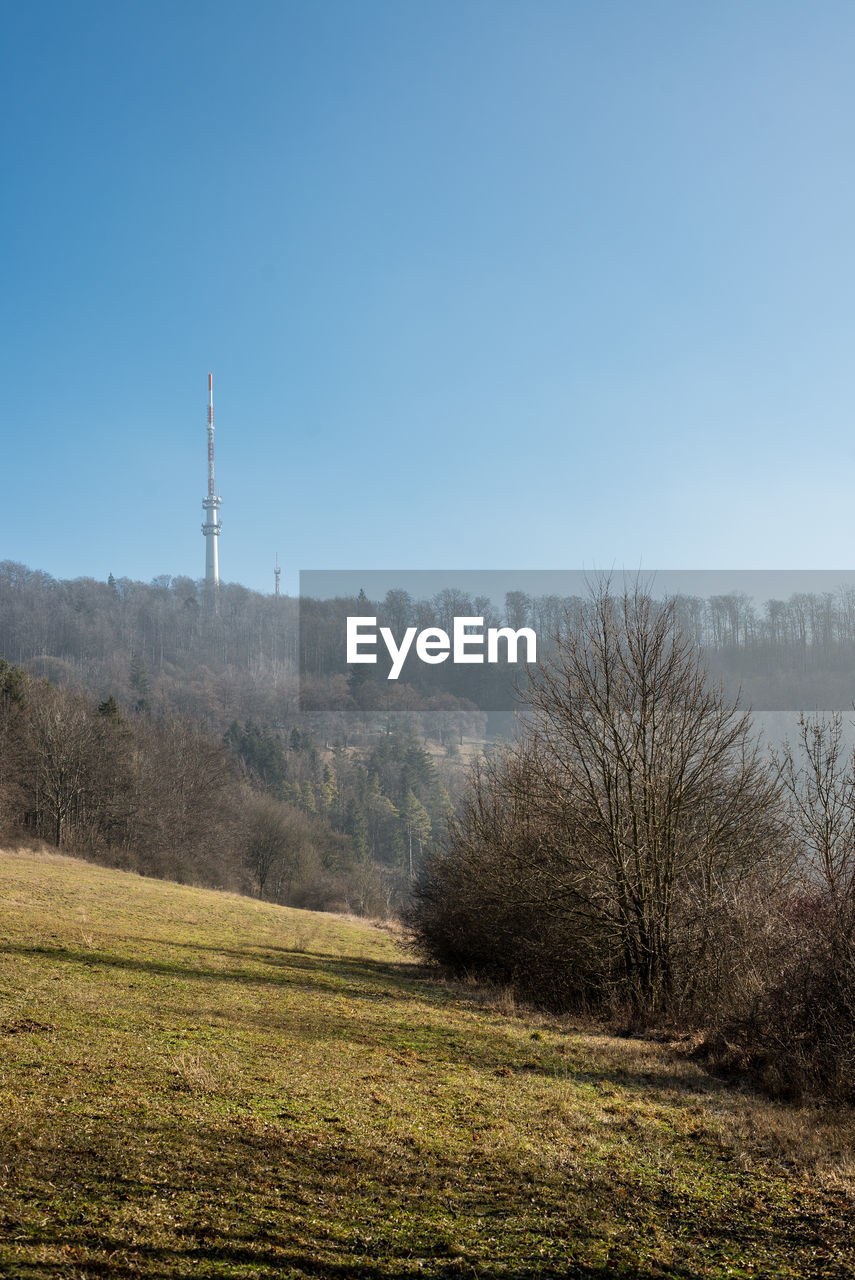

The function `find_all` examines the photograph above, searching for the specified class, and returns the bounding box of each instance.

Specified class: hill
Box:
[1,848,854,1278]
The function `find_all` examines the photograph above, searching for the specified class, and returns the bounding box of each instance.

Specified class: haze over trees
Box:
[6,560,855,733]
[0,563,489,741]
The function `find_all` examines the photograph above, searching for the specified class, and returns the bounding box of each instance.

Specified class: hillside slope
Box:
[1,849,853,1278]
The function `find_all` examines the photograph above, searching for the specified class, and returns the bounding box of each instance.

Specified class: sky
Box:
[3,1,855,595]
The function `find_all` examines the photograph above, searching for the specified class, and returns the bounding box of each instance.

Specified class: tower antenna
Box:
[274,553,281,598]
[201,372,222,588]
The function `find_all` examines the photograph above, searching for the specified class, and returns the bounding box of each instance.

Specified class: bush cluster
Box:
[408,584,855,1102]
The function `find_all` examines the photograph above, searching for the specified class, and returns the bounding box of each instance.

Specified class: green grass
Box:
[1,848,854,1278]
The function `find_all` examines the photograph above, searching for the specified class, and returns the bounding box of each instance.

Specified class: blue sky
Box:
[3,1,855,594]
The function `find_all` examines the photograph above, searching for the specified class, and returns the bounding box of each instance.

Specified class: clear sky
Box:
[3,1,855,595]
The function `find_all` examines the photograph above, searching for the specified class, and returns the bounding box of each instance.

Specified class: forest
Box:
[3,561,855,723]
[0,651,457,915]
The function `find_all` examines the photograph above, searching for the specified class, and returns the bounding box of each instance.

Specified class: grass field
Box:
[1,848,854,1278]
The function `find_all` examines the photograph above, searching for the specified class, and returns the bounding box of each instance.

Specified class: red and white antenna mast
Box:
[201,372,222,587]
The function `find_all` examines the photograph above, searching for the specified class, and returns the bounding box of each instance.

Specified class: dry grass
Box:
[168,1051,221,1095]
[1,846,855,1278]
[441,971,855,1196]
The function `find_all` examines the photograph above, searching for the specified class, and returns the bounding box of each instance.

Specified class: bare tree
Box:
[719,713,855,1100]
[243,793,296,898]
[21,686,100,848]
[522,582,784,1011]
[412,580,786,1017]
[776,711,855,912]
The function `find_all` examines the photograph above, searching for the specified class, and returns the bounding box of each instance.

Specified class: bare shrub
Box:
[410,581,787,1020]
[718,714,855,1101]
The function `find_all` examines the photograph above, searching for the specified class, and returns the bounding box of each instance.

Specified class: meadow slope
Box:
[0,848,853,1279]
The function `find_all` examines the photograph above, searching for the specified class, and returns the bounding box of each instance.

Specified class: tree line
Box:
[5,561,855,736]
[0,562,488,742]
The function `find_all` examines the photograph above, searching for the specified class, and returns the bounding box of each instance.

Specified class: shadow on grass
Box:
[1,1253,707,1279]
[3,1107,842,1280]
[0,1119,736,1279]
[0,939,423,999]
[4,1019,851,1279]
[0,939,729,1096]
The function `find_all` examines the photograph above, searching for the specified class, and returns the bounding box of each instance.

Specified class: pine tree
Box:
[400,788,432,878]
[344,797,369,861]
[321,763,337,813]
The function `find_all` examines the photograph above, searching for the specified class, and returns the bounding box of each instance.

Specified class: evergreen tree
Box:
[344,797,369,861]
[321,763,337,813]
[400,788,432,878]
[0,658,27,706]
